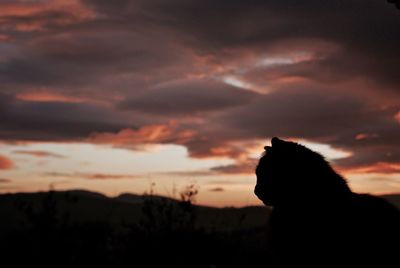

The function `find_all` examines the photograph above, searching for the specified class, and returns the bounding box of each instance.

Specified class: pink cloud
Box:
[87,122,196,146]
[16,89,104,105]
[209,187,225,192]
[0,155,14,170]
[13,150,65,158]
[339,162,400,175]
[355,133,379,140]
[395,111,400,124]
[44,172,139,180]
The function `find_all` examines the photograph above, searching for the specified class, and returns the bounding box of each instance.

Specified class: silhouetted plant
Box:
[140,183,199,233]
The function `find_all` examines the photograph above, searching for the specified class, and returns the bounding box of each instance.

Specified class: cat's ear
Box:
[271,137,285,147]
[264,146,272,152]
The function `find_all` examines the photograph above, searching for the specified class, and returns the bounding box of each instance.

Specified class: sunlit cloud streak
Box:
[13,150,65,158]
[0,155,14,170]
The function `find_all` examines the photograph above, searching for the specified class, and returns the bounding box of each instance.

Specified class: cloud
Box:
[44,172,139,180]
[13,150,65,158]
[0,155,14,169]
[214,88,373,139]
[209,187,224,192]
[210,159,257,175]
[206,180,246,185]
[1,0,397,101]
[80,0,400,89]
[0,93,139,141]
[0,9,86,33]
[87,122,196,147]
[15,89,103,104]
[0,10,189,100]
[174,86,400,173]
[155,170,216,177]
[354,133,379,141]
[73,0,400,174]
[0,0,399,178]
[340,162,400,175]
[118,79,260,116]
[395,111,400,124]
[0,1,92,31]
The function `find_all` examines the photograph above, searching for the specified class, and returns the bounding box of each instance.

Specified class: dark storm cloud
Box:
[2,0,395,92]
[0,28,185,95]
[0,93,138,141]
[82,0,135,15]
[2,0,399,93]
[85,0,400,88]
[215,88,372,139]
[240,51,363,86]
[328,132,400,170]
[118,79,260,116]
[0,9,81,31]
[0,2,188,98]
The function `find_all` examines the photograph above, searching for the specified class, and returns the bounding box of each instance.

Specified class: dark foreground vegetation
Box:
[0,189,271,268]
[0,190,398,268]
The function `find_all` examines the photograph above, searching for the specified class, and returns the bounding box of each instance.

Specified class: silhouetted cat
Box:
[255,137,400,268]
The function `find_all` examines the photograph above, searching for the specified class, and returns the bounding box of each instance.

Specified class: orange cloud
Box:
[209,187,225,192]
[0,1,92,18]
[87,123,196,146]
[85,173,136,180]
[273,76,310,85]
[0,3,42,17]
[0,0,93,33]
[210,158,257,175]
[342,162,400,175]
[0,34,10,41]
[355,133,379,140]
[395,111,400,124]
[16,89,106,105]
[0,155,14,170]
[188,139,266,161]
[13,150,65,158]
[44,172,139,180]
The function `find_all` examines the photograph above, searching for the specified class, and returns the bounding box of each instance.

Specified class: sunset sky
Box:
[0,0,399,207]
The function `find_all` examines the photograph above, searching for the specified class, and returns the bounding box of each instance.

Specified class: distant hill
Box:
[381,193,400,210]
[116,192,400,210]
[0,190,398,237]
[0,190,271,237]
